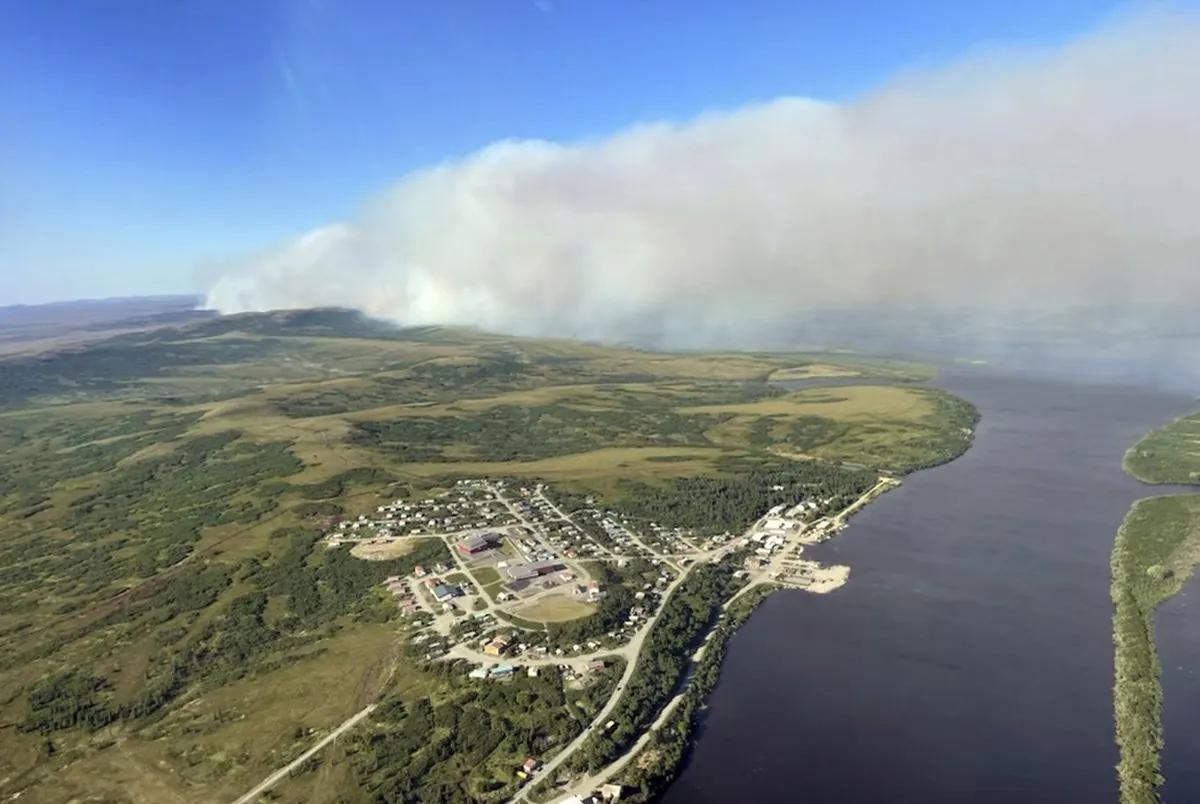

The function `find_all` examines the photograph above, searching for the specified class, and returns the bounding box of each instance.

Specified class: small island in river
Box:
[1112,409,1200,804]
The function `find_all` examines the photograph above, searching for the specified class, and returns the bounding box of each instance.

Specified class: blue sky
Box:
[0,0,1165,305]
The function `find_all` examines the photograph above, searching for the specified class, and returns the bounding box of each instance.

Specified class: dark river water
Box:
[1156,577,1200,801]
[661,369,1198,804]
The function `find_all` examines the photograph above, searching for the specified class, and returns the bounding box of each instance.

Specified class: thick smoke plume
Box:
[206,11,1200,348]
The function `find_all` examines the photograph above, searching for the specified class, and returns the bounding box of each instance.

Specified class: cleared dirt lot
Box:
[349,540,416,560]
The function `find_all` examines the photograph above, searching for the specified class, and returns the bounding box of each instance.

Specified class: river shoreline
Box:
[1111,407,1200,803]
[573,391,975,802]
[661,369,1198,804]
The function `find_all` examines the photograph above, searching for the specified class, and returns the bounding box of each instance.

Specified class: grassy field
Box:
[0,308,976,803]
[511,595,598,623]
[678,384,976,473]
[495,612,550,632]
[9,622,403,804]
[678,384,928,415]
[766,363,865,381]
[1111,406,1200,804]
[470,565,504,605]
[470,567,502,585]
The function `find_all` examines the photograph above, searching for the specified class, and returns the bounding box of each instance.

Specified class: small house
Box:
[432,583,462,602]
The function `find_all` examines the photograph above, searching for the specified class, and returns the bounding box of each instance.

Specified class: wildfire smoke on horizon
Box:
[204,10,1200,350]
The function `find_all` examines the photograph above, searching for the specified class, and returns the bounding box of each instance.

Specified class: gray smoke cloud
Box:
[205,10,1200,346]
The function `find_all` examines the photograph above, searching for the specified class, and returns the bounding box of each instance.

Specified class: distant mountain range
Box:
[0,294,207,325]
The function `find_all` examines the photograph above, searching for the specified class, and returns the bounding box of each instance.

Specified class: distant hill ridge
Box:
[0,305,547,409]
[117,307,509,345]
[0,294,206,324]
[0,294,216,357]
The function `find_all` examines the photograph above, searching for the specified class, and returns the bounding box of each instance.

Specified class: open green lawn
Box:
[511,595,597,623]
[0,309,975,803]
[466,564,505,598]
[470,566,502,586]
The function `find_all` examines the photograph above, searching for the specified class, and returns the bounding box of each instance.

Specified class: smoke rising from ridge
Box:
[205,11,1200,347]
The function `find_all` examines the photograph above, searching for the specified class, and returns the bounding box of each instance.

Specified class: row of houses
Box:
[563,785,624,803]
[383,576,419,615]
[468,658,606,687]
[786,499,821,517]
[332,485,513,541]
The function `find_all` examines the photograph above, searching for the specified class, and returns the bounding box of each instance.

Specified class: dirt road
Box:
[230,704,376,804]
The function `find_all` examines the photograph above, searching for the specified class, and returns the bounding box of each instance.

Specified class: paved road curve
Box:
[504,566,695,804]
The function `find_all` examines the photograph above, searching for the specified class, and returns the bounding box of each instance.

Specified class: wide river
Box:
[661,368,1198,804]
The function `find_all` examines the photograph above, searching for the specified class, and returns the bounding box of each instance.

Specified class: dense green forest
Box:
[349,403,716,463]
[291,467,395,500]
[896,388,981,471]
[346,658,620,803]
[611,458,875,534]
[617,585,777,801]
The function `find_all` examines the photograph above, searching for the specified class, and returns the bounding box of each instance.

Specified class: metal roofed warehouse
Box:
[504,560,566,581]
[457,532,500,555]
